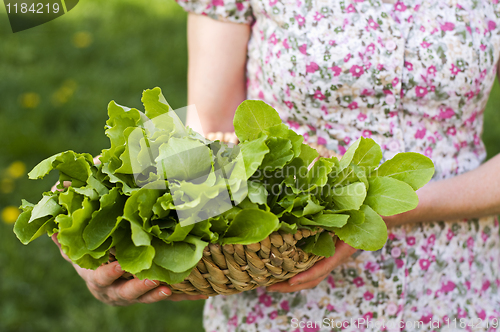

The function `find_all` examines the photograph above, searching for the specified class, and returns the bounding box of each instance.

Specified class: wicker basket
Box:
[169,229,328,296]
[110,132,339,296]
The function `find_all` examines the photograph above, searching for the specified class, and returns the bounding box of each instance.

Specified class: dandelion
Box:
[0,178,14,194]
[72,31,93,49]
[7,161,26,179]
[2,206,20,224]
[20,92,40,109]
[52,79,77,106]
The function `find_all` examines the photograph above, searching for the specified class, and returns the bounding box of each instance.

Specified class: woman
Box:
[57,0,500,330]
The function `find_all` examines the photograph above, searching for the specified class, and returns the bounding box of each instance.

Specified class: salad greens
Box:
[14,87,434,284]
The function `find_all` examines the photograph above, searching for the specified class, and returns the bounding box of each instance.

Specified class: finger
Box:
[113,278,162,302]
[288,241,357,286]
[267,277,326,293]
[51,181,60,192]
[93,155,102,165]
[167,293,210,302]
[89,261,125,288]
[51,181,71,192]
[51,233,61,249]
[51,233,71,262]
[136,286,208,303]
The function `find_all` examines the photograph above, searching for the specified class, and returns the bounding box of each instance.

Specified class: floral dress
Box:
[174,0,500,330]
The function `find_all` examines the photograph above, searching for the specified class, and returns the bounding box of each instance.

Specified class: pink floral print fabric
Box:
[175,0,500,330]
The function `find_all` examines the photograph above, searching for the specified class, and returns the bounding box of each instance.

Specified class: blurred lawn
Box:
[0,0,499,331]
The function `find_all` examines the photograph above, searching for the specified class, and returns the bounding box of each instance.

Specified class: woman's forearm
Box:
[186,14,251,134]
[385,153,500,227]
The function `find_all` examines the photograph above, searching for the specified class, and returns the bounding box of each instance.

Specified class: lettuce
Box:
[13,87,434,284]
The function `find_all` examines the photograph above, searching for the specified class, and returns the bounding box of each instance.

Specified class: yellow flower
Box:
[2,206,20,224]
[52,79,78,106]
[0,178,14,194]
[20,92,40,109]
[7,161,26,179]
[72,31,93,49]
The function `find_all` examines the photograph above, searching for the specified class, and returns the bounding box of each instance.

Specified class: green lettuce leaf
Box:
[135,262,192,284]
[234,100,282,142]
[331,182,367,210]
[310,231,336,257]
[83,187,126,250]
[240,135,269,179]
[156,137,212,181]
[261,137,294,171]
[221,209,279,245]
[339,137,382,171]
[265,123,304,157]
[28,195,63,223]
[312,213,349,228]
[332,205,387,250]
[375,152,435,190]
[115,233,155,274]
[14,203,56,245]
[153,236,207,273]
[365,176,418,216]
[57,197,98,261]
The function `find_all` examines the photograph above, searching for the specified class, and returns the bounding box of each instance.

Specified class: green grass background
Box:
[0,0,499,331]
[0,1,205,331]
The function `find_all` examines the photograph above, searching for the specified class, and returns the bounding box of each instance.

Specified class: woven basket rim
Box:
[109,227,331,296]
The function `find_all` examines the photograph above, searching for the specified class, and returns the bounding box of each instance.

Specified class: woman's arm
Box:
[185,13,251,134]
[385,153,500,227]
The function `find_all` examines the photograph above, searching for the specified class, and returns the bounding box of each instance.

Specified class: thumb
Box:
[51,233,72,263]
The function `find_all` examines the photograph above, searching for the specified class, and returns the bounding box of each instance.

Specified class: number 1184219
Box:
[5,2,60,14]
[443,317,499,329]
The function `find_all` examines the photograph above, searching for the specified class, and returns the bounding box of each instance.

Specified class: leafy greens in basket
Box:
[14,87,434,284]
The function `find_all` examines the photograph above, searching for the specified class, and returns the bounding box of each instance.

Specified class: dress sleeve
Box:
[174,0,254,24]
